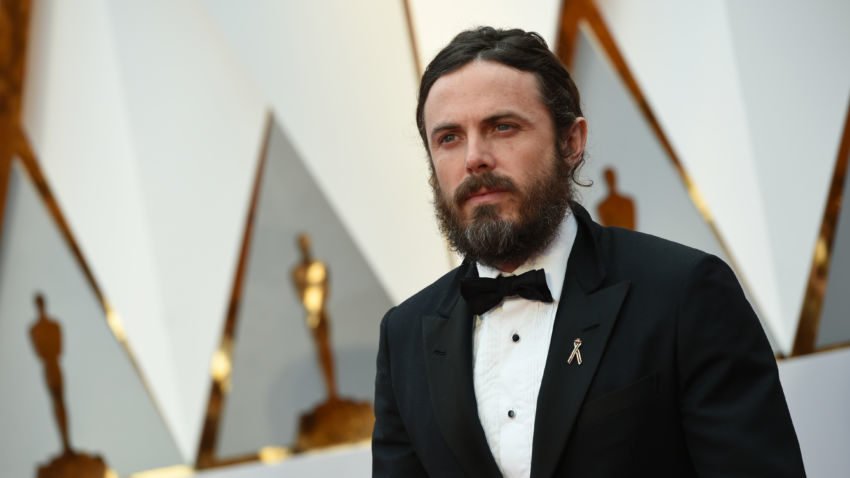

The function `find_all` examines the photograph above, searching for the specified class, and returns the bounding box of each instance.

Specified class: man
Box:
[372,27,805,477]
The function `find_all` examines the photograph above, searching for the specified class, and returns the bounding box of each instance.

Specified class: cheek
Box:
[515,145,557,180]
[433,159,462,195]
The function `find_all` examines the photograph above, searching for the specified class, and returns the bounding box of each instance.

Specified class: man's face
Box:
[424,60,560,224]
[423,60,578,269]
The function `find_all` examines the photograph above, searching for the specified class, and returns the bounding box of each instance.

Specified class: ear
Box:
[559,117,588,167]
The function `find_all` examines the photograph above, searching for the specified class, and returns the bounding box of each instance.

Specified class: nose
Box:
[464,134,495,173]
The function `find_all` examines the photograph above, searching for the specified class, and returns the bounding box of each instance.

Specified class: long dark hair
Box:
[416,27,585,182]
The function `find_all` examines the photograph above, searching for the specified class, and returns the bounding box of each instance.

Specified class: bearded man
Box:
[372,27,805,478]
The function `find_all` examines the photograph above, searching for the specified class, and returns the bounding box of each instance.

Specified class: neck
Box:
[492,261,521,274]
[477,256,527,274]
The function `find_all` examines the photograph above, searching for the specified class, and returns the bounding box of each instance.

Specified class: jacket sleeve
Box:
[372,308,428,477]
[676,255,806,477]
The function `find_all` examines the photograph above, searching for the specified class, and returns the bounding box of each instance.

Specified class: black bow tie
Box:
[460,269,554,316]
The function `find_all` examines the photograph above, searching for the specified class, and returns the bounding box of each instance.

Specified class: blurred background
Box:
[1,0,848,476]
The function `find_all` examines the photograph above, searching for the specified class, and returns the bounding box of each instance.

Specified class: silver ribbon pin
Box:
[567,338,583,365]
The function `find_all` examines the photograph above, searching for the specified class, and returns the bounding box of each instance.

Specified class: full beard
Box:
[431,155,573,268]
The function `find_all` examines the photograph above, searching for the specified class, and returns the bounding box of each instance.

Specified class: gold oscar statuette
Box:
[597,166,637,230]
[291,234,374,451]
[29,293,114,478]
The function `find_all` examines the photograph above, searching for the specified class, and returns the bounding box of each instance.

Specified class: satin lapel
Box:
[529,276,630,478]
[423,287,502,477]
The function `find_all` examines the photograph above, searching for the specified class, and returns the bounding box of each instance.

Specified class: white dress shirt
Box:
[472,211,578,478]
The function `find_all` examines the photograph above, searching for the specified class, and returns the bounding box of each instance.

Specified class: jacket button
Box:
[512,333,520,342]
[508,409,516,419]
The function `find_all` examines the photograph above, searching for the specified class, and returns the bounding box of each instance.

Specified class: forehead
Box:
[423,60,546,127]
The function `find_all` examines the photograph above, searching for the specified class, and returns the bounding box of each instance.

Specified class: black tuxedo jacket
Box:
[372,204,805,477]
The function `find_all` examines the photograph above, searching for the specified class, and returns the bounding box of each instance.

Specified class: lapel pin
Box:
[567,338,583,365]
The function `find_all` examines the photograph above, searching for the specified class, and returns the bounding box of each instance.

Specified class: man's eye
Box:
[495,123,515,132]
[439,134,458,144]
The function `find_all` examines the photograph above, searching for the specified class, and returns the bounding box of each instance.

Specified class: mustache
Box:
[453,172,519,205]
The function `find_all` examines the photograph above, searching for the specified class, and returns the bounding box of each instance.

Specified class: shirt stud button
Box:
[508,409,516,419]
[512,333,520,342]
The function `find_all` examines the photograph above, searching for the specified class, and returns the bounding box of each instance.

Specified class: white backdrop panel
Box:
[0,163,181,476]
[595,0,786,350]
[105,0,267,459]
[573,29,729,260]
[217,119,392,456]
[779,349,850,477]
[726,0,850,348]
[408,0,562,69]
[201,0,448,305]
[21,0,184,455]
[571,29,775,347]
[818,162,850,348]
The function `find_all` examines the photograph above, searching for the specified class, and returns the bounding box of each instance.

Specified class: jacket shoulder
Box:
[598,225,726,286]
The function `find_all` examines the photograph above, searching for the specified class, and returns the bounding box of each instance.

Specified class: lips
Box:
[464,188,508,205]
[470,188,507,198]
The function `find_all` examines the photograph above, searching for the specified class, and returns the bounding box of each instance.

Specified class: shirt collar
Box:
[475,209,578,303]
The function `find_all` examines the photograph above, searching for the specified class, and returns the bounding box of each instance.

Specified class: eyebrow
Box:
[483,112,529,126]
[429,122,459,143]
[429,111,531,142]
